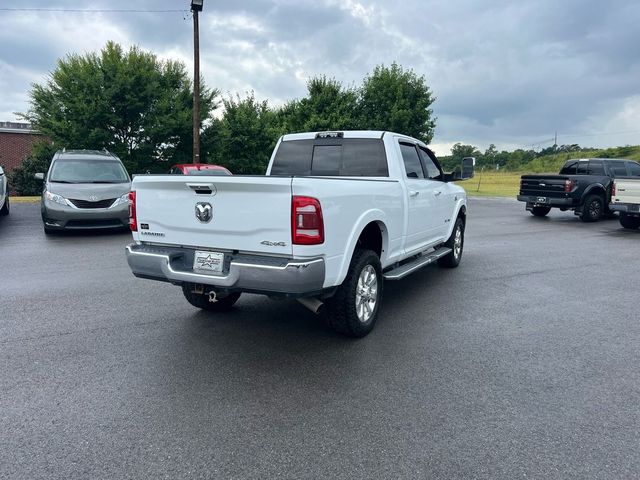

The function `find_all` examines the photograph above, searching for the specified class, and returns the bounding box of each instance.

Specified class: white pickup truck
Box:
[125,131,473,337]
[610,175,640,229]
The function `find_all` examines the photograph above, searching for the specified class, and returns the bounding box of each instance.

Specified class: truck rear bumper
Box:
[125,243,325,296]
[609,203,640,215]
[517,195,574,208]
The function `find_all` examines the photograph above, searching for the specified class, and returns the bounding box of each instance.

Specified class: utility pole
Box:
[554,131,558,148]
[191,0,204,163]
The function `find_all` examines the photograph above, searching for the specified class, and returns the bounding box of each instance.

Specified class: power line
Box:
[0,8,188,13]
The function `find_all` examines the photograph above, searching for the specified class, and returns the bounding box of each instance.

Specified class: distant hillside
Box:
[440,144,640,174]
[520,145,640,173]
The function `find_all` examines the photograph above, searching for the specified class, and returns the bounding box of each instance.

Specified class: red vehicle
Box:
[169,163,232,176]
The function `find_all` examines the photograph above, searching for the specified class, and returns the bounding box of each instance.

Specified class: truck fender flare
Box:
[581,183,607,203]
[335,210,389,286]
[442,201,467,241]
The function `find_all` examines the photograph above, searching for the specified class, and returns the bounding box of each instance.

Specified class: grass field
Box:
[9,196,40,203]
[456,172,522,197]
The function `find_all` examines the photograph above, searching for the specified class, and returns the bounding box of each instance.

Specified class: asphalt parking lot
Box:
[1,198,639,479]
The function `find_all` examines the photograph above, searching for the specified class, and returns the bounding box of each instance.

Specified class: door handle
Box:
[434,190,442,196]
[409,190,420,197]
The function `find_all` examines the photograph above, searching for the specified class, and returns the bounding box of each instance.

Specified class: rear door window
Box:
[587,160,605,175]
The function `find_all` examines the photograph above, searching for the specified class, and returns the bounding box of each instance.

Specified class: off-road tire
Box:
[181,284,241,312]
[324,249,383,338]
[580,194,604,222]
[619,213,640,230]
[0,196,9,216]
[438,217,465,268]
[530,206,551,217]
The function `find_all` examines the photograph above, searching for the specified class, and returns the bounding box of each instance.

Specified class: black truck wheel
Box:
[438,217,465,268]
[580,194,604,222]
[182,284,241,311]
[530,206,551,217]
[619,213,640,230]
[324,249,382,338]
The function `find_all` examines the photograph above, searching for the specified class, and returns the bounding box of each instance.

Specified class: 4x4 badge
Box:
[195,202,213,223]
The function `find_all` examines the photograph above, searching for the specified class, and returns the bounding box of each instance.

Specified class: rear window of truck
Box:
[271,138,389,176]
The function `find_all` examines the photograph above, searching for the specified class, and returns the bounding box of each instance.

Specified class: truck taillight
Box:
[564,179,575,193]
[612,182,616,197]
[292,196,324,245]
[128,191,137,231]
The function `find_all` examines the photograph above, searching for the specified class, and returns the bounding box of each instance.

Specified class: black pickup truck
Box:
[518,158,640,222]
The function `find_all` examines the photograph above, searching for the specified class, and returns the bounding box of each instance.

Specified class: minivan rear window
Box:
[271,138,388,176]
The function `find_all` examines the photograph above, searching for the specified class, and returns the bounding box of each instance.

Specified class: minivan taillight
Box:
[292,196,324,245]
[128,191,137,231]
[564,179,575,193]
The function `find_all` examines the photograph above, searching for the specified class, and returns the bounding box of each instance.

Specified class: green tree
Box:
[7,141,58,196]
[205,93,279,174]
[21,41,217,173]
[277,76,359,133]
[357,63,436,142]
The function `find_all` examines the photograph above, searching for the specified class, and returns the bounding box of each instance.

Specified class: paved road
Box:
[1,199,638,479]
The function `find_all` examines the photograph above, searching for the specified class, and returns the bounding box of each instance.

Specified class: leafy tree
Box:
[205,93,279,174]
[277,76,359,133]
[21,41,217,173]
[357,63,436,143]
[7,141,58,195]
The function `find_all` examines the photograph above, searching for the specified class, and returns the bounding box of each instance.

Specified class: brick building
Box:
[0,121,46,172]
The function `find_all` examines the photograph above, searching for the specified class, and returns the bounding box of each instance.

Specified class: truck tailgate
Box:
[612,178,640,205]
[132,175,294,255]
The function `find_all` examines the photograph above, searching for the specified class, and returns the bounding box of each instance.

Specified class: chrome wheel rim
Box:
[356,265,378,323]
[453,225,463,259]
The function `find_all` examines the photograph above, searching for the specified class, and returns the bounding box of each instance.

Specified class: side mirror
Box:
[460,157,475,180]
[34,173,44,180]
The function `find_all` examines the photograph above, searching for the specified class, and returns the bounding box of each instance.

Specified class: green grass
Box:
[456,172,522,197]
[10,196,41,203]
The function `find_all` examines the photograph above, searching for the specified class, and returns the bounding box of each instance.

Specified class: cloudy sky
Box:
[1,0,639,155]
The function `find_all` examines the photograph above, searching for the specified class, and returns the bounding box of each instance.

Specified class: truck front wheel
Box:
[580,194,604,222]
[181,284,241,311]
[619,213,640,230]
[438,217,465,268]
[325,249,383,338]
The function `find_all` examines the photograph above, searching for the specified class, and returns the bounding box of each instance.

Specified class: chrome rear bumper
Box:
[125,243,325,296]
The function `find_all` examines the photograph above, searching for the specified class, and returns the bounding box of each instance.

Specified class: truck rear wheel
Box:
[580,194,604,222]
[325,249,382,338]
[182,284,241,311]
[619,213,640,230]
[530,206,551,217]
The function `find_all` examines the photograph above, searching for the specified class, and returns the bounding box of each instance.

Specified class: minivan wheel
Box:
[0,196,9,216]
[325,249,382,338]
[182,284,241,311]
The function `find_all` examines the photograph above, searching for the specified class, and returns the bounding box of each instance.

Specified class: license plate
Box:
[536,197,548,203]
[193,250,225,274]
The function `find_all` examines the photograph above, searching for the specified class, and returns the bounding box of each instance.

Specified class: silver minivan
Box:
[36,150,131,234]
